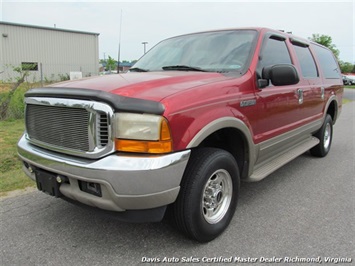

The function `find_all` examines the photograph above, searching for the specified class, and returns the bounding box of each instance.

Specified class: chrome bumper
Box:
[17,134,190,212]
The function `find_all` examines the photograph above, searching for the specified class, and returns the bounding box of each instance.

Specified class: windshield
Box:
[132,30,257,73]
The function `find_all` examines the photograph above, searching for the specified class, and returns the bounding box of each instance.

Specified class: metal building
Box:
[0,21,99,82]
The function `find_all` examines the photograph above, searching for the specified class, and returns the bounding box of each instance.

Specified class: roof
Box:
[0,21,99,36]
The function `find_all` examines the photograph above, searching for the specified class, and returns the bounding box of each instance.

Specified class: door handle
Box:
[321,87,325,100]
[297,89,303,104]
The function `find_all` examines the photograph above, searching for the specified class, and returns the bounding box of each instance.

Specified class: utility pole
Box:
[103,52,106,71]
[118,10,123,73]
[142,42,148,54]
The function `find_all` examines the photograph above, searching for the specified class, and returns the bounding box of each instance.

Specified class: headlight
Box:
[115,113,162,140]
[114,113,173,154]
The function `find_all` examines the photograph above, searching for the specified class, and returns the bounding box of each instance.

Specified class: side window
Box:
[258,37,292,72]
[312,44,340,79]
[293,45,318,78]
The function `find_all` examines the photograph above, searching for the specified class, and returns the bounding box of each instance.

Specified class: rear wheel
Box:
[310,114,333,157]
[172,148,240,242]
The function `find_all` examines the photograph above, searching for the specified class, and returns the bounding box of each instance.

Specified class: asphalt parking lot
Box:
[343,88,355,101]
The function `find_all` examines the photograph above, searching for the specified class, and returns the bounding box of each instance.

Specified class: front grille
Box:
[97,113,109,147]
[26,104,90,151]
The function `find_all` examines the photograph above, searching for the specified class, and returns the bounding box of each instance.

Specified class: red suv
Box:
[18,28,343,242]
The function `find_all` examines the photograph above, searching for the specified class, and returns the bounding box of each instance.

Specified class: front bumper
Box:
[17,134,190,213]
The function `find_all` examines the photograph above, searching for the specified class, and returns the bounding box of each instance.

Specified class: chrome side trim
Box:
[25,97,115,159]
[321,87,325,100]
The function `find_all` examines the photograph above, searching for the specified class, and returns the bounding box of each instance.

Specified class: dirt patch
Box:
[0,84,12,93]
[0,186,37,199]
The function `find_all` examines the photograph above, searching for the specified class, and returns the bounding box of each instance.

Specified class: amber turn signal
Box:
[115,139,172,153]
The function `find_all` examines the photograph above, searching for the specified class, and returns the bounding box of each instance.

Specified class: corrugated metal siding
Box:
[0,22,99,81]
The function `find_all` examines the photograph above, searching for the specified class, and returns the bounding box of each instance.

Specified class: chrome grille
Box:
[25,97,114,159]
[97,113,109,147]
[26,104,90,151]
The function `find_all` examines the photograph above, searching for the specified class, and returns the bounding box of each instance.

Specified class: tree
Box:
[339,61,355,73]
[0,65,31,119]
[106,56,117,71]
[309,34,340,59]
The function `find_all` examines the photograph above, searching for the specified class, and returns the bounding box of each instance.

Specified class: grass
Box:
[342,98,352,104]
[0,119,35,196]
[0,83,11,93]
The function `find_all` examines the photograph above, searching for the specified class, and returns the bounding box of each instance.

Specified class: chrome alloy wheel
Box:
[323,123,332,150]
[202,169,233,224]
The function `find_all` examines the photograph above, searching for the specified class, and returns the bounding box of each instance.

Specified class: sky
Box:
[1,0,354,63]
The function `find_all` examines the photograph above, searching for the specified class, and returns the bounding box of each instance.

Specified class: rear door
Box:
[291,39,324,123]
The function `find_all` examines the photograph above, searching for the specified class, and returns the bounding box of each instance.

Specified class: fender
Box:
[186,116,258,176]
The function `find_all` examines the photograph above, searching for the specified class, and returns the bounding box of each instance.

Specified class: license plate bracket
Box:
[35,169,61,197]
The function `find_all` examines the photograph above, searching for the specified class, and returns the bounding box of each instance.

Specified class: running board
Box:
[248,137,320,182]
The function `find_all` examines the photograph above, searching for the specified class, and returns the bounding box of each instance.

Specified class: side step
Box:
[248,137,319,182]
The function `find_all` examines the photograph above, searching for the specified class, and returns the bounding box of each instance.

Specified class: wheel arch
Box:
[325,96,339,125]
[186,117,256,179]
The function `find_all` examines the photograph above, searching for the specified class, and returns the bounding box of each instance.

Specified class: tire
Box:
[172,148,240,242]
[310,114,333,157]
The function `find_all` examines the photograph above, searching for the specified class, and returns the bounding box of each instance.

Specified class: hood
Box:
[49,71,230,102]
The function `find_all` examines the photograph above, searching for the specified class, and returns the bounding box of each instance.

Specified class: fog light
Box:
[79,181,102,197]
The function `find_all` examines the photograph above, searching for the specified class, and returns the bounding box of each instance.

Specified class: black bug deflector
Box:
[25,87,165,115]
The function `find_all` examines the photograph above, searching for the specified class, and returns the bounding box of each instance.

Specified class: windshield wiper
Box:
[129,67,149,72]
[162,65,207,72]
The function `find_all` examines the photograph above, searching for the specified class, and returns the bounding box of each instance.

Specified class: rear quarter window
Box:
[311,44,341,79]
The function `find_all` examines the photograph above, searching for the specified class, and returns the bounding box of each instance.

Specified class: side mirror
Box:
[259,64,299,88]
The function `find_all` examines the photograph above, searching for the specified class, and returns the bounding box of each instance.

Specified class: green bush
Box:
[0,92,11,120]
[8,86,27,119]
[0,85,28,120]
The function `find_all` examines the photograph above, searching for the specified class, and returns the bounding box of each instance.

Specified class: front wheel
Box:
[310,114,333,157]
[172,148,240,242]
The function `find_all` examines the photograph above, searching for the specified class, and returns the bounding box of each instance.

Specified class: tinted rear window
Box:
[293,45,318,78]
[312,44,340,79]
